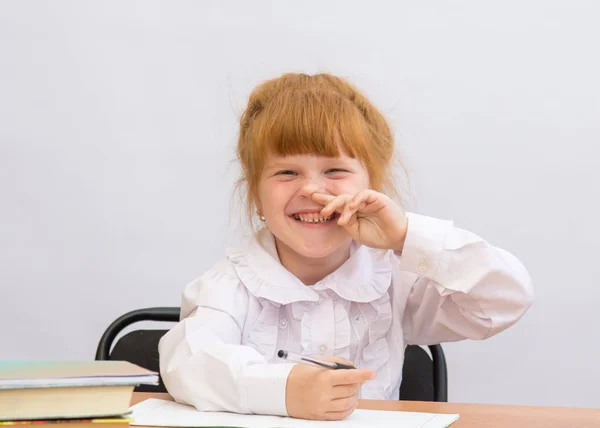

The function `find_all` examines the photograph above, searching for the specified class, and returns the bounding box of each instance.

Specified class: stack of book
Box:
[0,361,159,428]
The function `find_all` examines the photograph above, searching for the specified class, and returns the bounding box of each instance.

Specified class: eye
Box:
[326,168,348,174]
[276,170,297,176]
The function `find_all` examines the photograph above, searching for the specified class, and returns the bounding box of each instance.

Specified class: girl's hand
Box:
[285,357,375,420]
[312,189,409,252]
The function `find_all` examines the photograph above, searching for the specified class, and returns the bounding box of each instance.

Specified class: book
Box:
[0,361,158,421]
[0,418,131,428]
[130,398,460,428]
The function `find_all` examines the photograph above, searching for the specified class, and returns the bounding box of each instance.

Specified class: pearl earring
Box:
[259,215,266,222]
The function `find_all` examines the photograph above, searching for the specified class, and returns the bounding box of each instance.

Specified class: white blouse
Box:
[158,212,533,416]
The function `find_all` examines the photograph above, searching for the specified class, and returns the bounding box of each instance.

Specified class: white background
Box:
[1,1,598,409]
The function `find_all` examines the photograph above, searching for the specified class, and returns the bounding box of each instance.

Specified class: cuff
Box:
[242,362,296,416]
[395,212,453,279]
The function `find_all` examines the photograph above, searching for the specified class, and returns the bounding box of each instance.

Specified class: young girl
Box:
[158,73,533,421]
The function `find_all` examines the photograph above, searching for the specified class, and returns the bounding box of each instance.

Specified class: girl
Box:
[158,73,533,421]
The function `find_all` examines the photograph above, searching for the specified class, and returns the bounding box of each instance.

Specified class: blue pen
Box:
[277,349,356,370]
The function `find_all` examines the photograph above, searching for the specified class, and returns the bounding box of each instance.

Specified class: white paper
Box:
[130,398,459,428]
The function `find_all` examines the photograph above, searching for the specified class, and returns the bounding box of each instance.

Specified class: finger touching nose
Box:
[299,183,325,199]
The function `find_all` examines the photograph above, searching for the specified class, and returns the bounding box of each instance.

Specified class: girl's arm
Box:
[395,213,534,345]
[158,266,294,416]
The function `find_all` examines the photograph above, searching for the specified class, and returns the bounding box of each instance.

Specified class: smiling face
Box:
[236,73,397,278]
[257,152,371,262]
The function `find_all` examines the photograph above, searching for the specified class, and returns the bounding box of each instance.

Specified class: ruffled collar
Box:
[226,228,392,305]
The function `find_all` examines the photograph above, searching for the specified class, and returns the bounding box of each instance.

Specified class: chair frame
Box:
[95,307,448,402]
[95,307,180,360]
[428,343,448,402]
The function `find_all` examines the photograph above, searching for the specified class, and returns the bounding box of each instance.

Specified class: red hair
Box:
[237,73,400,223]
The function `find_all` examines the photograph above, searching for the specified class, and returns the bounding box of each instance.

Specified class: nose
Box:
[299,183,321,200]
[296,170,335,201]
[298,176,330,200]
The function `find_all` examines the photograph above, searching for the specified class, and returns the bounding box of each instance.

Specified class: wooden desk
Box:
[131,392,600,428]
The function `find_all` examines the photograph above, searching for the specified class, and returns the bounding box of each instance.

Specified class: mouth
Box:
[289,212,338,224]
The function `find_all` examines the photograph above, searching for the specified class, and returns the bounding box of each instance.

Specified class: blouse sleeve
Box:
[395,213,534,345]
[158,264,294,416]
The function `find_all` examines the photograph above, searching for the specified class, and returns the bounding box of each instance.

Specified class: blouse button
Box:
[278,318,288,330]
[319,344,328,354]
[417,261,428,273]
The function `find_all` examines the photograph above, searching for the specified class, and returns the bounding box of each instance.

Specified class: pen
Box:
[277,350,356,370]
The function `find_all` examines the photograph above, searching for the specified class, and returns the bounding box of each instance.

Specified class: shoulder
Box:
[180,257,250,318]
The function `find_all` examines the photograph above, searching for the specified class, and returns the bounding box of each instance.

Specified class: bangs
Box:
[249,89,372,162]
[237,72,400,229]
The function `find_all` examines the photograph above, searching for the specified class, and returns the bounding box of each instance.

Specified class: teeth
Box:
[293,213,334,223]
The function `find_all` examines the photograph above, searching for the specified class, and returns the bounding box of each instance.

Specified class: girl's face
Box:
[257,152,370,263]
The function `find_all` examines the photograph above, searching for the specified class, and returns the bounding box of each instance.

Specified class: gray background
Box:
[1,1,598,408]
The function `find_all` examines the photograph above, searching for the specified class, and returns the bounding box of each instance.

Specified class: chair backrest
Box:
[95,307,179,393]
[96,307,448,400]
[400,344,447,402]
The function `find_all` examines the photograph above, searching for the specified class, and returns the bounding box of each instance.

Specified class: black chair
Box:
[96,307,448,401]
[400,343,448,402]
[95,307,180,393]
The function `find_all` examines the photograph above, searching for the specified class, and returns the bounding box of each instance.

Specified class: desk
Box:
[131,392,600,428]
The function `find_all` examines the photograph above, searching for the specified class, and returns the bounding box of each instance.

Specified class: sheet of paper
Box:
[130,398,459,428]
